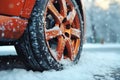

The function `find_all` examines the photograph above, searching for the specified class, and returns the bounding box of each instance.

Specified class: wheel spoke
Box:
[67,8,76,24]
[47,1,64,23]
[45,25,62,41]
[74,39,80,55]
[71,28,81,39]
[72,40,75,48]
[59,0,67,17]
[65,38,74,60]
[46,0,81,62]
[56,36,65,60]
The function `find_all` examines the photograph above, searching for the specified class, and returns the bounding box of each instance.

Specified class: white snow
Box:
[0,46,17,55]
[83,43,120,52]
[0,43,119,55]
[84,43,120,49]
[0,44,120,80]
[1,32,5,37]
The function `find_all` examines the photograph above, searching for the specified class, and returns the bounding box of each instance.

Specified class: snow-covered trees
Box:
[84,0,120,43]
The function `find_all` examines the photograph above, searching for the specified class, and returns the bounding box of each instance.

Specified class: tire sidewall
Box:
[28,0,62,70]
[16,0,84,71]
[29,0,84,67]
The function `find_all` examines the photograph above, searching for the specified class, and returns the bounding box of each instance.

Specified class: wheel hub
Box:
[44,0,81,62]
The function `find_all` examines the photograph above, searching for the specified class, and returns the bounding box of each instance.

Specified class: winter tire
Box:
[15,0,84,71]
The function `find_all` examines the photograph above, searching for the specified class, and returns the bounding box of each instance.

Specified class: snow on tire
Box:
[15,0,84,71]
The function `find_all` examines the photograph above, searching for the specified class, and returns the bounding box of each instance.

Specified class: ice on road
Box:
[0,44,120,80]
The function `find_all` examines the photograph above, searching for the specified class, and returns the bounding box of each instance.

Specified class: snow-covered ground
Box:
[0,46,16,56]
[0,44,120,80]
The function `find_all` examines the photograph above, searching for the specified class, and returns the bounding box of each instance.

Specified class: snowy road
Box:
[0,44,120,80]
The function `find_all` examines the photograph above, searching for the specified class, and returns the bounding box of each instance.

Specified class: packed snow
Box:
[0,44,120,80]
[0,46,17,56]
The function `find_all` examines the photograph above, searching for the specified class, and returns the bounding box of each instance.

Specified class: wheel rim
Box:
[44,0,81,62]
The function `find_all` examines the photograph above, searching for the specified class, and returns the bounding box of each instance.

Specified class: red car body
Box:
[0,0,85,71]
[0,0,85,42]
[0,0,35,40]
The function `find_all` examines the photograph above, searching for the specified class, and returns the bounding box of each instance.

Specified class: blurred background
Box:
[83,0,120,44]
[0,0,120,80]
